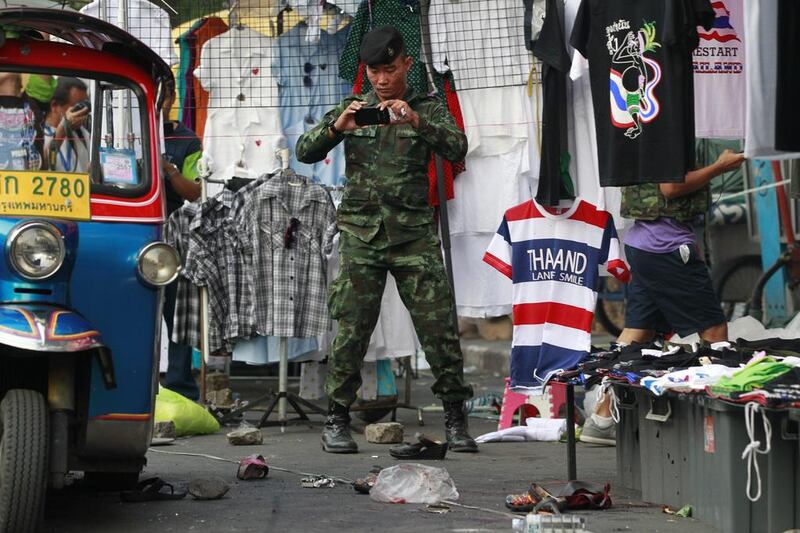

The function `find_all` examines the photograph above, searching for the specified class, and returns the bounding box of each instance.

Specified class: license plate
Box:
[0,171,91,220]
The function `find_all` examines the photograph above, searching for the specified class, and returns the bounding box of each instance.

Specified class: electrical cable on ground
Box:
[148,448,354,484]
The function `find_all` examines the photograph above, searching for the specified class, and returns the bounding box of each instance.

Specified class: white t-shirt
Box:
[743,0,800,160]
[693,0,746,139]
[195,26,282,181]
[80,0,177,67]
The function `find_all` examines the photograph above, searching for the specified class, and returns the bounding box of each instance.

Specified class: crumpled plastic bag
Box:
[154,386,219,436]
[369,463,459,504]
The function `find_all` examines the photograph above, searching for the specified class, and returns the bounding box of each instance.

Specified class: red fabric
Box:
[353,62,367,95]
[428,76,466,206]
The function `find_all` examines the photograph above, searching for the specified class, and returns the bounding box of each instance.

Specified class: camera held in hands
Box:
[354,106,391,126]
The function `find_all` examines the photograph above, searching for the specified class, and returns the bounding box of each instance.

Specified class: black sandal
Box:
[389,433,448,460]
[120,477,188,502]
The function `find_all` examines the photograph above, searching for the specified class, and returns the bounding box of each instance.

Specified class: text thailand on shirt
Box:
[484,198,630,391]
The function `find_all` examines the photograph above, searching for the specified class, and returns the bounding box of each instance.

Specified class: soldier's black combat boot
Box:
[322,401,358,454]
[443,400,479,453]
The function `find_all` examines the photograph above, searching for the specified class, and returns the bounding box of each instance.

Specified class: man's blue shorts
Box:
[624,244,726,337]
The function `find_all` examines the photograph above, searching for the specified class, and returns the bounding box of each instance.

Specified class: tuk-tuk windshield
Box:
[0,71,149,197]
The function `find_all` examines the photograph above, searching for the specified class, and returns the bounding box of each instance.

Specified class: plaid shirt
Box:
[181,188,255,355]
[164,202,202,350]
[238,173,337,338]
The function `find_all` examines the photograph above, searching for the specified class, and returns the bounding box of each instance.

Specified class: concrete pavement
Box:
[42,369,718,533]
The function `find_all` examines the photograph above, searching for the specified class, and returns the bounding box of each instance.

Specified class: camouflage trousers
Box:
[325,225,474,407]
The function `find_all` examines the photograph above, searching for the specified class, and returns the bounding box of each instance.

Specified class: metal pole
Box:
[434,155,459,335]
[278,337,288,433]
[566,384,577,481]
[117,0,135,150]
[198,174,210,405]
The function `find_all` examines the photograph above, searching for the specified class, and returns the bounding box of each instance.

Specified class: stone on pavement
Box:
[226,426,263,445]
[365,422,404,444]
[152,420,177,439]
[188,477,231,500]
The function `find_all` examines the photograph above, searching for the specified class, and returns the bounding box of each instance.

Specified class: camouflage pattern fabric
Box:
[324,227,474,406]
[296,88,472,407]
[296,89,467,247]
[621,183,710,223]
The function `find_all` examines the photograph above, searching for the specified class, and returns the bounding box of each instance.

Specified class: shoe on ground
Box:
[579,416,616,446]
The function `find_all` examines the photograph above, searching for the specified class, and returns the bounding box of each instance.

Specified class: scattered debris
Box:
[226,422,263,445]
[237,454,269,480]
[424,503,452,514]
[663,504,693,518]
[301,476,335,489]
[188,477,231,500]
[365,422,404,444]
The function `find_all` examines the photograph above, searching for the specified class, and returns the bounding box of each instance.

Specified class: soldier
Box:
[581,149,745,446]
[296,26,477,454]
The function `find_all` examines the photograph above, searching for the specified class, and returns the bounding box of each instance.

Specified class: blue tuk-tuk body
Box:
[0,8,178,532]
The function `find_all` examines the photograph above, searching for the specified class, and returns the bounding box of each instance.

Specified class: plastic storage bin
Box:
[612,383,641,491]
[635,389,695,508]
[689,397,799,533]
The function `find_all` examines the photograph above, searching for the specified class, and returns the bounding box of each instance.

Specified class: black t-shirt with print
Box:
[570,0,713,187]
[533,0,574,206]
[775,0,800,152]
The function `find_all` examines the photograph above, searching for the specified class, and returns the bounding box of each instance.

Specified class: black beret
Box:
[359,26,406,66]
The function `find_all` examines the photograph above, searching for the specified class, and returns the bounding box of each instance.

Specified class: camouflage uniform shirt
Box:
[295,89,468,246]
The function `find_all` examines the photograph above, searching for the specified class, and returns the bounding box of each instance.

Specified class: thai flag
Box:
[698,1,741,43]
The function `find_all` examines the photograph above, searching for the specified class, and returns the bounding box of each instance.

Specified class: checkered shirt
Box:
[164,202,202,350]
[181,188,254,355]
[237,174,337,338]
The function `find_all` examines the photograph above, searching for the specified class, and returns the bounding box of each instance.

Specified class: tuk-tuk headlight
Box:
[7,221,65,280]
[137,243,180,287]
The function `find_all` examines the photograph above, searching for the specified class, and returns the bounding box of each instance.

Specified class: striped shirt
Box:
[484,198,630,391]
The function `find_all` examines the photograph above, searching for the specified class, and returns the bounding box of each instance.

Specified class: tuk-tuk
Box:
[0,8,178,532]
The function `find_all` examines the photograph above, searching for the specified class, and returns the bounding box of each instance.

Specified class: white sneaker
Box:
[579,416,616,446]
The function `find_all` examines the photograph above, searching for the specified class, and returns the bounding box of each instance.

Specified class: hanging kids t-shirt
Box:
[569,0,714,186]
[483,198,630,391]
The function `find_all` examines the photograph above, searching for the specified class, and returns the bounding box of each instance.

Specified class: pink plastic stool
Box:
[498,377,540,430]
[546,381,568,419]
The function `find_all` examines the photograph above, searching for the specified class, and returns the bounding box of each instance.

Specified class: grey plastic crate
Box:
[688,397,799,533]
[612,383,641,491]
[635,389,695,508]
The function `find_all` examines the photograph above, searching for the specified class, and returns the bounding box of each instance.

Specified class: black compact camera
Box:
[70,100,91,113]
[354,106,391,126]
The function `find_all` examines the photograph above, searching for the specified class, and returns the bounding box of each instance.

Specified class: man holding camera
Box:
[296,26,477,454]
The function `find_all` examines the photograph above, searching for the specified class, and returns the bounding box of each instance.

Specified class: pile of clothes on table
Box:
[553,336,800,409]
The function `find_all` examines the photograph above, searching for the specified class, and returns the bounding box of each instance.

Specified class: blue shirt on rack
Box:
[275,22,351,187]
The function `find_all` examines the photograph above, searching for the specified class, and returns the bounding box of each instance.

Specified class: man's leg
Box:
[700,322,728,344]
[390,232,477,452]
[163,280,199,401]
[323,233,386,453]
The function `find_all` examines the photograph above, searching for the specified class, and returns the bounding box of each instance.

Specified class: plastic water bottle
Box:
[512,514,588,532]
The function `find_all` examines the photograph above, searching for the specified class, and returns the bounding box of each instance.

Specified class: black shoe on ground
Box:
[443,400,478,453]
[321,401,358,454]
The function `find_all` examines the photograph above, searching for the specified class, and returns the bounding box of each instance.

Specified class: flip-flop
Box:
[237,454,269,480]
[120,477,187,502]
[389,433,448,460]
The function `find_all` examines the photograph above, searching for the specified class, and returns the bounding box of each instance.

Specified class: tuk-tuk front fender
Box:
[0,304,105,353]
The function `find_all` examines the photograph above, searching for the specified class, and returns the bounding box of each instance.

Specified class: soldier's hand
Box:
[378,99,419,128]
[334,100,365,132]
[715,149,745,173]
